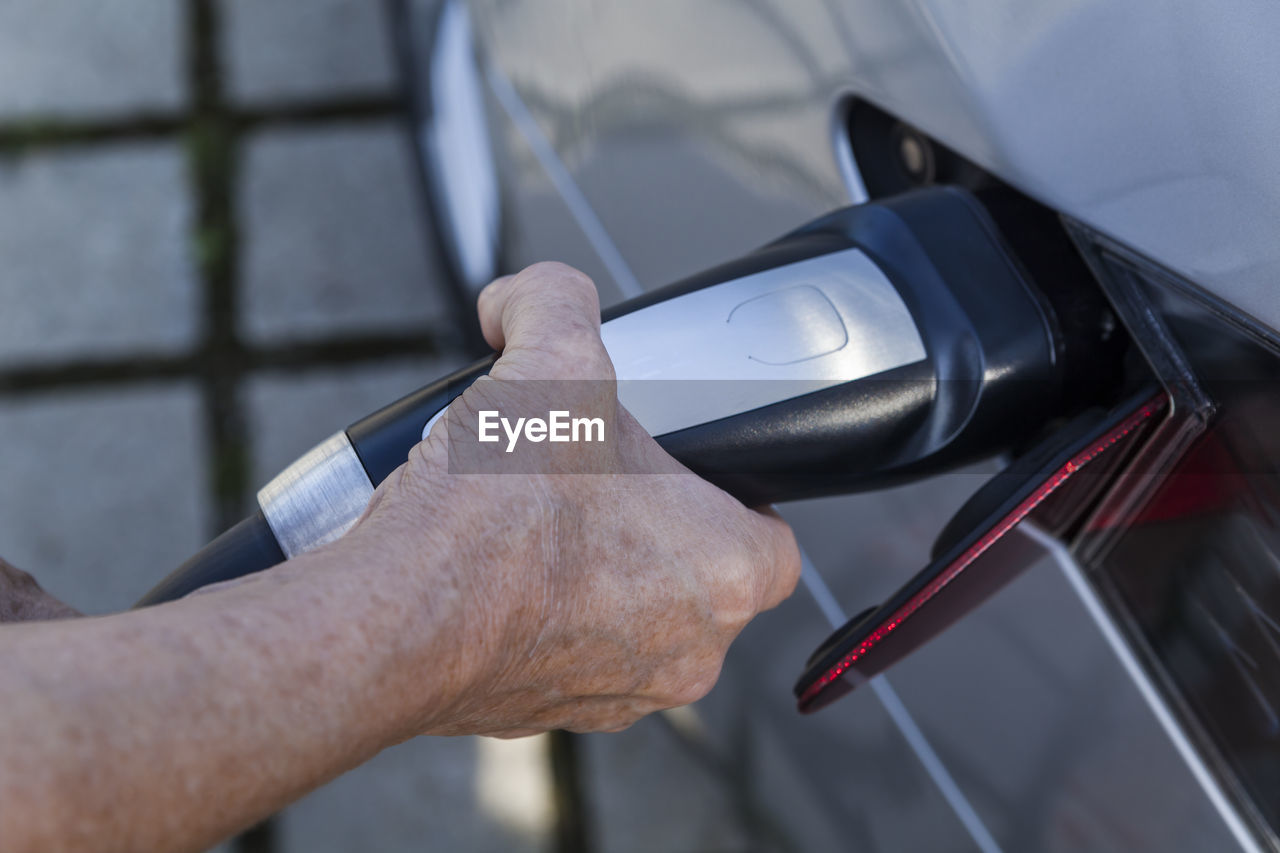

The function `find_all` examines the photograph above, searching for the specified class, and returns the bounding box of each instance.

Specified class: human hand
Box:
[339,262,801,738]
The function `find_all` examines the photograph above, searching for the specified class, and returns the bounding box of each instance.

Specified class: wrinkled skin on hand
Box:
[0,558,80,623]
[0,262,799,853]
[343,262,802,738]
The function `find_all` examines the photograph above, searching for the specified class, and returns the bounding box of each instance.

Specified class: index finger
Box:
[475,263,609,380]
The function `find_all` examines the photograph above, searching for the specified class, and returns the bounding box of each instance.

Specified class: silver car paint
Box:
[463,1,1254,850]
[473,0,1280,334]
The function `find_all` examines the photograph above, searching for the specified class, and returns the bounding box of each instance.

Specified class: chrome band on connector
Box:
[257,431,375,559]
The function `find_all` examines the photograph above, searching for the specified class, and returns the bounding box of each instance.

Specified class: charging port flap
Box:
[795,387,1168,713]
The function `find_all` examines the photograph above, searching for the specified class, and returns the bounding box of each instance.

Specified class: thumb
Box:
[475,262,611,381]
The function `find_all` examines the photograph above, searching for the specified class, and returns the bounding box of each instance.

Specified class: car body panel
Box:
[472,0,1280,335]
[460,0,1259,848]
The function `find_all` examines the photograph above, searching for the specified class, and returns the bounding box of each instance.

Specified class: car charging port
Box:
[845,97,1136,421]
[793,99,1165,711]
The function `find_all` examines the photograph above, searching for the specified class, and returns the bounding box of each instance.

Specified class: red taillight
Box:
[796,391,1168,713]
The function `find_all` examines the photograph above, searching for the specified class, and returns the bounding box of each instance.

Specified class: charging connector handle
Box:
[139,186,1064,606]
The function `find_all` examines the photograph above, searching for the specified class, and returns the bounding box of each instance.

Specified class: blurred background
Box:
[0,1,1240,852]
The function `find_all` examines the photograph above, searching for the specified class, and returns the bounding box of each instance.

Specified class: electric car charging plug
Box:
[138,186,1110,646]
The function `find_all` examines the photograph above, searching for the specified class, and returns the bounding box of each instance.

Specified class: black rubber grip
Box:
[347,355,497,486]
[134,510,285,607]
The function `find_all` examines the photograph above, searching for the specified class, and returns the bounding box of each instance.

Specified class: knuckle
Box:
[773,526,803,599]
[601,720,637,734]
[676,664,723,706]
[654,652,726,708]
[521,260,595,291]
[545,310,600,347]
[477,276,504,309]
[518,263,600,322]
[511,263,598,314]
[515,329,615,384]
[743,514,801,610]
[563,339,616,382]
[713,569,759,632]
[565,708,639,734]
[495,262,611,380]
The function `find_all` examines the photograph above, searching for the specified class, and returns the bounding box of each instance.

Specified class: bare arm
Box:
[0,544,431,852]
[0,263,801,852]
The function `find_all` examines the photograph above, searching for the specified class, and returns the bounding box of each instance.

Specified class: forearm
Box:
[0,261,801,851]
[0,539,435,853]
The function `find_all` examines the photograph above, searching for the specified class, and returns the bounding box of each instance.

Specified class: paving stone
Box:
[581,716,754,853]
[279,734,554,853]
[245,357,463,487]
[221,0,397,104]
[0,0,185,118]
[0,142,198,364]
[0,383,208,616]
[239,124,454,345]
